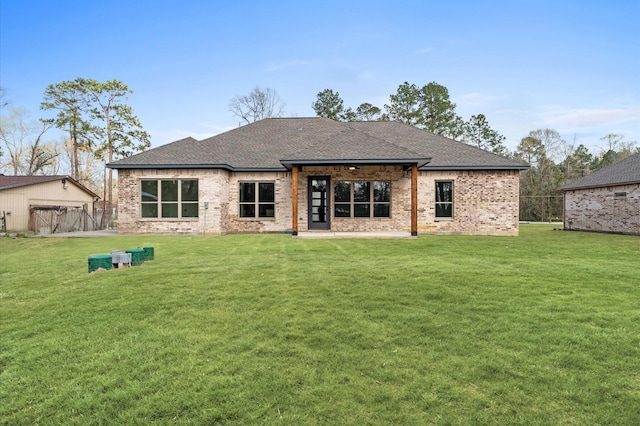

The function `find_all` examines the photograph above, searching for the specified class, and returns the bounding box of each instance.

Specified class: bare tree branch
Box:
[0,106,57,175]
[229,86,285,124]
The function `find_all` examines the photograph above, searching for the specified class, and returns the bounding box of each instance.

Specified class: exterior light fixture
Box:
[62,178,68,189]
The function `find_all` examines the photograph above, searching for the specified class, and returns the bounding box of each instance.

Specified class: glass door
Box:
[308,177,330,230]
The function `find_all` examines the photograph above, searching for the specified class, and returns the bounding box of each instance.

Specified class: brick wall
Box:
[224,171,292,233]
[116,167,521,236]
[419,170,521,235]
[117,169,228,234]
[563,183,640,235]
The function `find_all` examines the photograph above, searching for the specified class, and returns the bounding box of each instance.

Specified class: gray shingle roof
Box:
[108,117,527,171]
[561,152,640,190]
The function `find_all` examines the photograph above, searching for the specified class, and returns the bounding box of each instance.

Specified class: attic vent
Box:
[614,192,627,198]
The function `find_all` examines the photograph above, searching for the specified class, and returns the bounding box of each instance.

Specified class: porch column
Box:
[411,163,418,236]
[291,166,299,236]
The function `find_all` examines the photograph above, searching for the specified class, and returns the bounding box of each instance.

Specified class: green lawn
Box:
[1,225,639,425]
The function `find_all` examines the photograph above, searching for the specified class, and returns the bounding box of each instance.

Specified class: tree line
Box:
[311,82,509,156]
[307,83,637,221]
[2,81,637,225]
[514,130,637,221]
[0,79,150,227]
[228,82,509,155]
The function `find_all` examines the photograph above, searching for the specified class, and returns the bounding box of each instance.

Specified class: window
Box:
[334,181,390,218]
[141,179,198,218]
[435,181,453,218]
[240,182,275,218]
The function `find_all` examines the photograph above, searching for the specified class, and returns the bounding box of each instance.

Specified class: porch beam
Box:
[291,166,299,236]
[411,163,418,236]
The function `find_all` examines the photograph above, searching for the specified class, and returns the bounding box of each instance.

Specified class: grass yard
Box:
[1,225,639,425]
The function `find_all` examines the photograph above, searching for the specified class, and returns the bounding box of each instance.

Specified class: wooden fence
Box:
[29,206,99,235]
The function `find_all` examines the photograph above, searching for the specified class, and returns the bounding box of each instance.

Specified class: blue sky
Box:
[1,0,639,155]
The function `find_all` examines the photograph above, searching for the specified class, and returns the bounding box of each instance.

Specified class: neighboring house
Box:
[560,152,640,235]
[0,175,100,234]
[108,117,528,236]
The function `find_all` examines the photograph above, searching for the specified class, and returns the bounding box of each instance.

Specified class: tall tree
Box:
[0,106,57,175]
[53,135,103,192]
[312,83,505,149]
[384,81,464,138]
[600,133,630,152]
[461,114,507,155]
[74,78,151,225]
[419,82,463,138]
[312,90,386,122]
[41,80,97,180]
[384,82,422,127]
[514,129,564,221]
[591,133,638,169]
[312,89,350,121]
[229,86,285,124]
[561,143,593,182]
[355,102,383,121]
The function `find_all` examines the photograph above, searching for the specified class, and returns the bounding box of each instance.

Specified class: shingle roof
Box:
[0,175,68,190]
[108,117,528,171]
[561,152,640,190]
[0,175,100,198]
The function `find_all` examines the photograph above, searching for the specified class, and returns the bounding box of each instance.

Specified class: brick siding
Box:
[117,168,228,234]
[419,170,520,235]
[117,167,520,236]
[563,183,640,235]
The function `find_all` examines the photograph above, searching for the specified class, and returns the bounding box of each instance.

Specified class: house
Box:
[107,117,528,236]
[560,152,640,235]
[0,175,100,234]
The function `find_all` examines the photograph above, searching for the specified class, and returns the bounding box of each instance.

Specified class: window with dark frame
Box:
[435,181,453,218]
[239,182,275,218]
[334,180,390,218]
[140,179,199,219]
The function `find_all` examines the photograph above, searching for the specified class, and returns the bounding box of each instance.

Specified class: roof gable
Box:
[561,152,640,190]
[282,125,431,167]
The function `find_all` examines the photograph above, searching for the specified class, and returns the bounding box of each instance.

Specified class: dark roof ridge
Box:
[162,136,199,145]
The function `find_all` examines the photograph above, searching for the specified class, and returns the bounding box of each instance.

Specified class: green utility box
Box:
[88,254,112,273]
[143,246,154,261]
[126,248,145,266]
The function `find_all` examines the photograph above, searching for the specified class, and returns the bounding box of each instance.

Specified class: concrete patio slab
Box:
[294,231,416,239]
